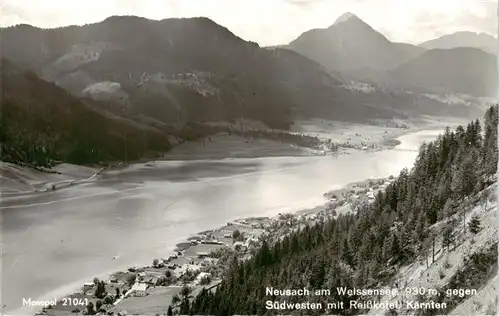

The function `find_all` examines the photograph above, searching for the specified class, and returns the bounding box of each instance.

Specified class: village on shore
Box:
[35,176,395,316]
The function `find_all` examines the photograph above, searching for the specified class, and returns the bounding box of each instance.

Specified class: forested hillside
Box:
[185,104,498,315]
[0,59,334,169]
[2,17,397,130]
[0,58,172,167]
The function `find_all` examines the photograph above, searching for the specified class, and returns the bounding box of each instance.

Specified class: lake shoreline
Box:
[30,174,396,316]
[0,115,454,199]
[3,122,451,315]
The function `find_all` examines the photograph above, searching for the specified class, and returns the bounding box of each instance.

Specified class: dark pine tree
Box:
[468,215,481,234]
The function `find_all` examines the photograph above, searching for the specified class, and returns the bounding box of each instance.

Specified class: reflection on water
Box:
[1,129,441,314]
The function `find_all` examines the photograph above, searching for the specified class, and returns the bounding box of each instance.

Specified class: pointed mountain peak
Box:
[333,12,361,25]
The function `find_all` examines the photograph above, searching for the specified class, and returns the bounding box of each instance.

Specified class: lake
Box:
[0,129,441,314]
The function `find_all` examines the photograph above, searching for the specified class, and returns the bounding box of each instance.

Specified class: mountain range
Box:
[384,47,498,97]
[419,31,497,55]
[0,13,494,167]
[284,12,498,97]
[2,16,406,131]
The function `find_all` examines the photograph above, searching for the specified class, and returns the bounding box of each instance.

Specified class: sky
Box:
[1,0,498,46]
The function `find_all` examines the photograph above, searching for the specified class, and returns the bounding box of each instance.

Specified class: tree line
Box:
[0,65,172,168]
[180,104,498,315]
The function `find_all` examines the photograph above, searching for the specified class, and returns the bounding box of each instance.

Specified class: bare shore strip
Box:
[33,175,396,316]
[1,116,449,196]
[0,162,104,196]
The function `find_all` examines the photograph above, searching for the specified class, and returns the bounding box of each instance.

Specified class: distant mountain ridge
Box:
[284,13,497,97]
[383,47,498,97]
[2,15,406,129]
[1,13,489,127]
[419,31,498,55]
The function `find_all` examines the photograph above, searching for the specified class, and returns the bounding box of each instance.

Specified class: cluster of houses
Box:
[258,179,396,244]
[324,178,394,205]
[232,219,266,229]
[127,259,216,297]
[126,271,166,297]
[108,218,308,303]
[167,72,217,97]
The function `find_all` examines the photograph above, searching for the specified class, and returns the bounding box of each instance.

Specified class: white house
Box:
[83,282,94,293]
[130,282,148,297]
[245,238,259,248]
[233,241,247,252]
[178,264,201,276]
[195,272,211,285]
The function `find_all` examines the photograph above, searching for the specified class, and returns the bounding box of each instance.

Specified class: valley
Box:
[0,4,498,316]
